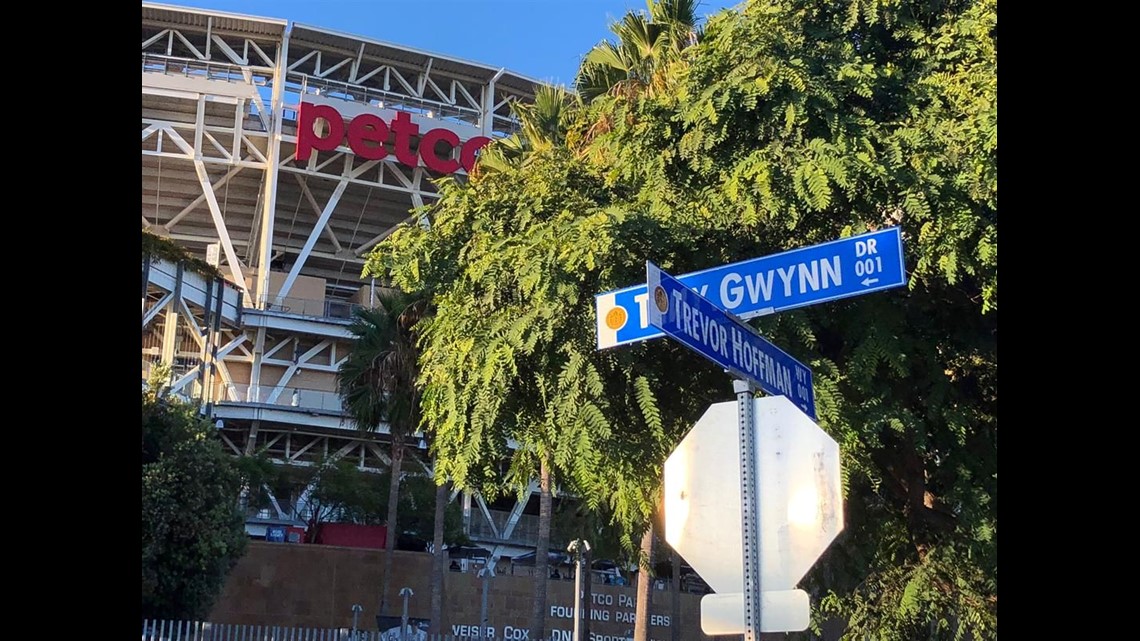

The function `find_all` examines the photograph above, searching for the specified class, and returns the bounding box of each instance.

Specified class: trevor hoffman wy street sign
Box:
[646,261,816,419]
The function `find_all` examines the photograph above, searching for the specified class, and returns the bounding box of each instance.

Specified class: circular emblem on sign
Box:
[605,306,628,331]
[653,285,669,313]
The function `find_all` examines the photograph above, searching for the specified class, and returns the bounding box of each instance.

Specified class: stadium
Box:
[140,0,549,542]
[140,4,723,638]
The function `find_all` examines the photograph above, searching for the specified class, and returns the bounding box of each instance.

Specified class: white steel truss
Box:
[144,6,534,313]
[142,3,544,553]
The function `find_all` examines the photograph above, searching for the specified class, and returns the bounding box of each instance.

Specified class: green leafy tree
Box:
[575,0,700,102]
[372,148,686,640]
[300,459,386,540]
[595,1,998,637]
[234,451,289,518]
[337,291,428,617]
[476,84,580,176]
[142,372,247,620]
[396,474,468,547]
[372,0,996,639]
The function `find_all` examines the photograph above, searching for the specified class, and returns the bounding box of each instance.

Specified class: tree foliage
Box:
[142,371,248,621]
[370,0,996,638]
[575,0,700,101]
[300,459,387,536]
[398,474,469,548]
[337,290,429,615]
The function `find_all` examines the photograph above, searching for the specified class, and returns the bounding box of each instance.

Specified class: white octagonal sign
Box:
[664,395,844,594]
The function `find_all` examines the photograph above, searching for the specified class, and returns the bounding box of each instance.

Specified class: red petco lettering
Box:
[296,101,491,174]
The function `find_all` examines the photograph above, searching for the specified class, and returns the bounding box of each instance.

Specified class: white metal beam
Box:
[202,131,231,161]
[349,42,365,82]
[248,327,267,402]
[241,134,269,163]
[218,431,243,455]
[263,336,293,361]
[418,58,434,96]
[257,36,289,310]
[170,366,202,395]
[161,126,196,156]
[278,163,440,197]
[178,299,206,345]
[500,479,540,540]
[247,39,275,67]
[143,291,174,329]
[292,173,343,252]
[216,334,248,359]
[287,50,318,73]
[165,164,244,231]
[215,357,240,401]
[142,29,170,50]
[232,99,244,161]
[455,81,479,111]
[173,30,206,60]
[143,150,264,170]
[389,67,418,97]
[211,35,247,66]
[161,305,179,365]
[367,442,393,466]
[316,56,352,79]
[473,494,501,539]
[264,484,288,519]
[273,178,348,304]
[425,76,450,104]
[355,63,384,85]
[193,160,249,296]
[265,338,332,404]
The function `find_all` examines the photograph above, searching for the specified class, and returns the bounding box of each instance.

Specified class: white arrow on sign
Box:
[664,396,844,634]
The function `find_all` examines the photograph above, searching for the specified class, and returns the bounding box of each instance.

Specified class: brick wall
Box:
[211,541,715,641]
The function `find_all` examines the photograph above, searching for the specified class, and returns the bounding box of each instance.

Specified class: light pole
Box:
[477,564,494,641]
[351,604,362,641]
[567,539,592,641]
[398,587,413,641]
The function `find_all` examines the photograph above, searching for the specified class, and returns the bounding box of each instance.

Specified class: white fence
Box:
[141,620,480,641]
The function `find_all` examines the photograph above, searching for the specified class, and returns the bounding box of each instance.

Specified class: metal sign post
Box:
[351,604,362,641]
[398,587,413,641]
[568,539,592,641]
[477,568,491,641]
[734,380,762,641]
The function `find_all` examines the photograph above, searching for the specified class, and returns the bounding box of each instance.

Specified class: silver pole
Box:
[573,546,583,641]
[477,567,491,641]
[734,379,761,641]
[568,539,592,641]
[398,588,413,641]
[351,604,362,641]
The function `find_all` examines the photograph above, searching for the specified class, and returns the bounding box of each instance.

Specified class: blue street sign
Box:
[597,227,906,349]
[647,261,816,418]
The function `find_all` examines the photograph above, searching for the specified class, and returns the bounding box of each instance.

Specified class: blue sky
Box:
[161,0,743,86]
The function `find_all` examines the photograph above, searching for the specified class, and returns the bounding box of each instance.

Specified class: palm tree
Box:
[574,0,699,102]
[474,84,579,175]
[337,289,427,619]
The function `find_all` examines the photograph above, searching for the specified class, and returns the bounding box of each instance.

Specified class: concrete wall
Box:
[247,271,329,315]
[211,541,716,641]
